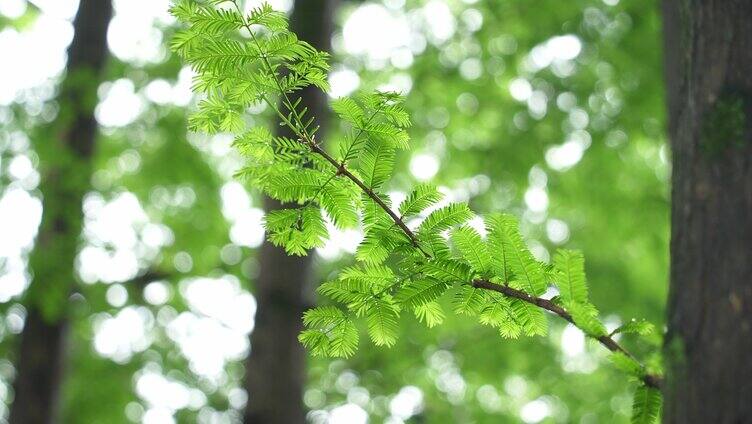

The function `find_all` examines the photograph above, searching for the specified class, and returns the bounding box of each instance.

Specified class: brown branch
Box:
[307,143,430,257]
[472,279,662,389]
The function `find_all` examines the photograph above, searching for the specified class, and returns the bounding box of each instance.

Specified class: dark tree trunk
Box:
[9,1,112,423]
[242,1,336,423]
[662,0,752,422]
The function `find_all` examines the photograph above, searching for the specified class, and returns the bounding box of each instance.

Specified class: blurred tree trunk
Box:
[9,1,112,423]
[242,0,336,423]
[662,0,752,422]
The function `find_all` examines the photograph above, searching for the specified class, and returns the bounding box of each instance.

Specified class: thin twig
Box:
[308,143,430,256]
[472,279,662,389]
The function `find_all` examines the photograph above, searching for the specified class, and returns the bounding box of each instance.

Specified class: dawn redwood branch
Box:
[233,1,661,391]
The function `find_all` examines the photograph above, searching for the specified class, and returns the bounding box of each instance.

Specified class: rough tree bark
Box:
[662,0,752,422]
[9,1,112,423]
[242,1,336,422]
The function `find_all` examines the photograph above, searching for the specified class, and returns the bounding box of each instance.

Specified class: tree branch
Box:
[232,2,661,390]
[472,279,662,389]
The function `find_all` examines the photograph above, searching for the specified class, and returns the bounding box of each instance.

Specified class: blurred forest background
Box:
[0,0,669,422]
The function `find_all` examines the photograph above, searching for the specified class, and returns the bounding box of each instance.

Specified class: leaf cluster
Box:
[171,2,662,421]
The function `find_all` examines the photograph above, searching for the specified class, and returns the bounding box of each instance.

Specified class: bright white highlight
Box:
[546,140,583,171]
[221,182,265,248]
[328,68,361,98]
[108,0,172,64]
[106,284,129,307]
[181,276,256,334]
[143,73,196,107]
[163,276,256,380]
[509,78,532,102]
[410,153,440,181]
[559,324,598,373]
[524,187,548,213]
[546,219,570,244]
[0,0,27,19]
[144,281,171,305]
[316,223,362,261]
[78,192,155,284]
[421,0,456,44]
[28,0,79,20]
[526,34,582,72]
[96,79,144,127]
[546,131,591,171]
[561,324,585,357]
[520,398,551,423]
[0,17,71,105]
[467,216,487,237]
[328,403,368,424]
[389,386,424,420]
[136,369,204,423]
[0,187,40,301]
[94,306,154,362]
[546,35,582,60]
[343,4,410,63]
[0,187,41,258]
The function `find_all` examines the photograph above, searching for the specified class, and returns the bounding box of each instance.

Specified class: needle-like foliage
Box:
[170,1,663,420]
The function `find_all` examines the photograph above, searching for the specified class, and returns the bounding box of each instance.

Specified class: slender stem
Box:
[472,279,662,389]
[305,171,338,207]
[308,143,430,256]
[349,272,418,314]
[339,103,385,164]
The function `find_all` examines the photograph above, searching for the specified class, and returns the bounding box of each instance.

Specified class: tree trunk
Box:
[662,0,752,422]
[242,1,336,423]
[9,1,112,423]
